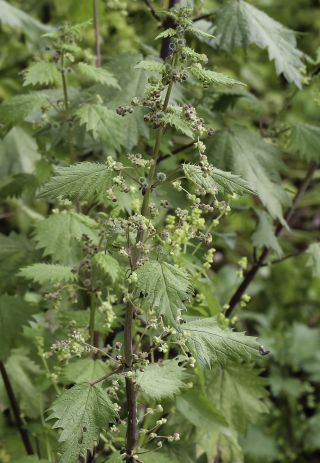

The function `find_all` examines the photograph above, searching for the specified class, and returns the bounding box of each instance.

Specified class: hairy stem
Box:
[225,162,317,318]
[0,360,34,455]
[93,0,101,67]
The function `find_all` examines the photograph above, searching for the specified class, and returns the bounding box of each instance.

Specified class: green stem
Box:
[89,292,97,347]
[124,70,175,462]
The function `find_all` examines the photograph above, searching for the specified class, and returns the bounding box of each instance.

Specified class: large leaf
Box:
[49,383,117,463]
[0,233,34,291]
[74,104,123,150]
[0,93,48,126]
[177,391,243,462]
[23,62,60,87]
[207,128,290,222]
[77,63,120,89]
[180,317,260,367]
[215,0,303,88]
[19,263,77,284]
[289,123,320,163]
[0,296,35,361]
[0,0,49,40]
[34,211,98,265]
[206,363,268,433]
[136,260,191,325]
[183,164,255,195]
[136,360,188,399]
[61,359,110,384]
[98,53,150,150]
[0,127,41,176]
[38,162,114,201]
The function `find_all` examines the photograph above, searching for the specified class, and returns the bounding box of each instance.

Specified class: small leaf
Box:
[74,104,123,150]
[183,164,255,195]
[289,123,320,163]
[23,62,60,87]
[93,252,120,283]
[34,211,98,265]
[77,62,120,88]
[136,360,188,399]
[49,383,117,463]
[155,28,176,40]
[19,263,77,284]
[251,210,283,256]
[189,26,215,40]
[190,63,245,87]
[180,317,260,367]
[136,260,191,325]
[134,60,164,73]
[38,162,114,201]
[162,113,194,138]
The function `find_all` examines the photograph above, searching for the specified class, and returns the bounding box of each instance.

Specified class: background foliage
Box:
[0,1,320,463]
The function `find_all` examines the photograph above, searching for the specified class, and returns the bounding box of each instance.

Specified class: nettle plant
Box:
[0,2,319,463]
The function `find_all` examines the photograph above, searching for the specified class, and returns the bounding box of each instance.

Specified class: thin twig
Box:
[143,0,161,22]
[93,0,101,67]
[90,366,123,386]
[225,162,317,318]
[0,361,34,455]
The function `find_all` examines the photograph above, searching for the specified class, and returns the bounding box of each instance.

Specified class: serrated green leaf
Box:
[74,104,123,150]
[93,252,120,283]
[181,317,260,367]
[77,63,120,89]
[162,113,194,138]
[207,128,290,222]
[49,383,117,463]
[0,349,42,418]
[190,63,245,87]
[0,296,35,361]
[183,164,255,195]
[155,28,176,40]
[0,127,41,176]
[252,210,283,256]
[206,363,268,433]
[306,243,320,277]
[19,263,77,284]
[189,26,215,40]
[136,360,188,399]
[0,232,34,291]
[0,93,48,125]
[176,390,243,462]
[215,0,303,88]
[23,62,60,87]
[134,60,164,73]
[136,260,191,325]
[0,0,49,40]
[289,123,320,163]
[61,359,110,384]
[38,162,114,201]
[97,53,149,150]
[34,211,98,265]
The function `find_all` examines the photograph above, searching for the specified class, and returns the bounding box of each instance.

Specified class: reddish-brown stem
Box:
[93,0,101,67]
[225,162,317,318]
[0,360,34,455]
[160,0,180,60]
